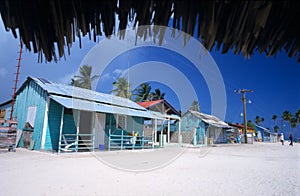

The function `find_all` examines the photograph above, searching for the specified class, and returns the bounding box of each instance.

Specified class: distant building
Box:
[137,99,181,144]
[255,125,277,142]
[228,123,255,143]
[179,110,236,145]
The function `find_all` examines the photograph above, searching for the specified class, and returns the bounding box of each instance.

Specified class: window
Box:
[117,114,127,130]
[26,106,37,127]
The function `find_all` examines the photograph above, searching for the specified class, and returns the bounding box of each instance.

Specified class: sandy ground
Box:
[0,142,299,196]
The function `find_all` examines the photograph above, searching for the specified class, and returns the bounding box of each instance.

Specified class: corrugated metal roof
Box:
[29,77,146,111]
[148,111,175,120]
[50,95,153,118]
[188,110,231,128]
[255,125,275,135]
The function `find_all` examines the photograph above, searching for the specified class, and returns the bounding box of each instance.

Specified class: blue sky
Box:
[0,17,299,137]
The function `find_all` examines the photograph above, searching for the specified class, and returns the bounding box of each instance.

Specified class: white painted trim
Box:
[41,96,50,150]
[167,118,170,143]
[178,120,181,144]
[58,107,64,153]
[92,112,96,151]
[76,110,80,152]
[154,119,157,143]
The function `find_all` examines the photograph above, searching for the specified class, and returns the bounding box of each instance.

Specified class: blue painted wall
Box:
[62,113,77,135]
[256,126,265,141]
[44,103,78,150]
[180,112,201,132]
[180,112,206,145]
[44,99,63,150]
[14,80,47,150]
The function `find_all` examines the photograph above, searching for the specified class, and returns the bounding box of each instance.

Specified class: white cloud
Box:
[99,69,126,82]
[0,67,8,78]
[99,73,111,81]
[113,69,125,75]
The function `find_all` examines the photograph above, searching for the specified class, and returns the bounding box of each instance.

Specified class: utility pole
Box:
[235,89,253,144]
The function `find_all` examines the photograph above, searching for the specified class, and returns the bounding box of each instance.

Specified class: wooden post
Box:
[154,119,157,143]
[58,107,64,153]
[108,128,111,151]
[178,119,181,145]
[121,129,123,150]
[76,110,80,152]
[41,96,50,150]
[167,118,170,143]
[92,112,96,152]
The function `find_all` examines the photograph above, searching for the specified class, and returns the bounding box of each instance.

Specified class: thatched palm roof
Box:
[0,0,299,62]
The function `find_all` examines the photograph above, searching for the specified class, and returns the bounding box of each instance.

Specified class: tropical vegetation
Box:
[111,77,132,99]
[71,65,99,90]
[132,83,165,102]
[189,100,200,112]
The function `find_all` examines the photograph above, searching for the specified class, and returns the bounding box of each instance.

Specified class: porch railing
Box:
[58,133,95,153]
[108,129,154,151]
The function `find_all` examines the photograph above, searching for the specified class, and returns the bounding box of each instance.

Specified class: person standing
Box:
[289,134,293,146]
[280,133,284,145]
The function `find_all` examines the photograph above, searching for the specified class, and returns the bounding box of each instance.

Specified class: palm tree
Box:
[295,109,300,123]
[247,120,255,129]
[151,88,166,100]
[70,78,79,86]
[274,125,279,133]
[133,83,152,102]
[111,77,132,99]
[272,115,277,124]
[282,110,293,132]
[261,117,265,126]
[255,116,261,125]
[290,118,297,129]
[72,65,99,89]
[189,100,200,112]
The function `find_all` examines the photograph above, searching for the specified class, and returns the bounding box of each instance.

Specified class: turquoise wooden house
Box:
[11,77,156,152]
[180,110,233,145]
[255,125,277,143]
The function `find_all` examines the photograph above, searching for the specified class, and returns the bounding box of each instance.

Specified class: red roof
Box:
[137,100,163,109]
[228,123,255,130]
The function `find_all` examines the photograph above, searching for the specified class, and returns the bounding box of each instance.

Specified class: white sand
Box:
[0,142,299,196]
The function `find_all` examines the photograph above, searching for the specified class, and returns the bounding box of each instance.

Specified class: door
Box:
[95,113,106,149]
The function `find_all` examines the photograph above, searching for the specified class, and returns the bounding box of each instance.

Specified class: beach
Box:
[0,142,299,195]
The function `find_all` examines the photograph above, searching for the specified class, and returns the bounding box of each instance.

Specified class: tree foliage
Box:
[72,65,99,90]
[189,100,200,112]
[111,77,132,99]
[151,88,165,100]
[133,83,166,102]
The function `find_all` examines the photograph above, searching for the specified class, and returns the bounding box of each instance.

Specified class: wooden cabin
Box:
[5,77,159,152]
[255,125,277,143]
[138,99,181,144]
[180,110,234,146]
